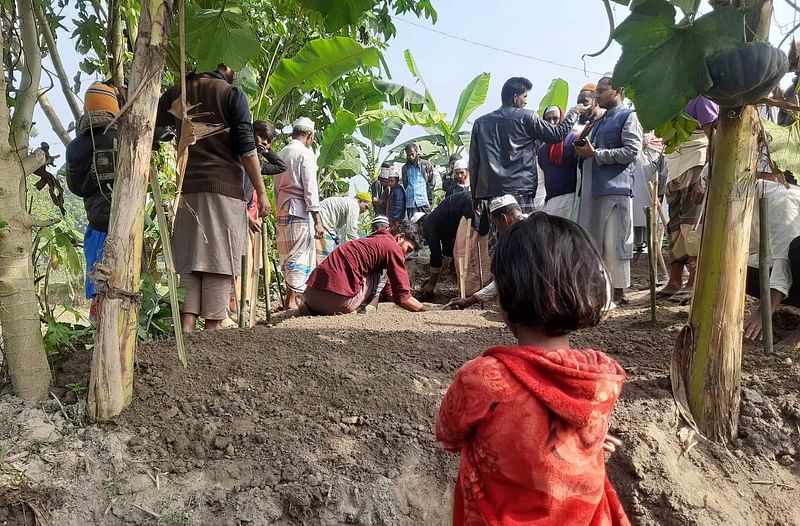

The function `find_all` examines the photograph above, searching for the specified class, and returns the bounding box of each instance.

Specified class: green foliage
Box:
[373,79,426,111]
[403,49,437,111]
[298,0,375,31]
[537,79,569,117]
[0,219,7,230]
[359,108,448,128]
[138,272,186,341]
[360,116,404,147]
[655,114,700,153]
[318,109,358,168]
[182,3,260,72]
[612,0,744,130]
[43,317,93,357]
[764,120,800,176]
[452,72,491,134]
[267,36,382,112]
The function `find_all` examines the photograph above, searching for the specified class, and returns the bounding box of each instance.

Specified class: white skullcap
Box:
[292,117,315,134]
[379,165,395,180]
[453,159,468,171]
[371,215,389,227]
[409,211,426,224]
[489,194,519,213]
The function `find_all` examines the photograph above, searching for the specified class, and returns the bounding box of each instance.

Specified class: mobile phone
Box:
[574,138,587,147]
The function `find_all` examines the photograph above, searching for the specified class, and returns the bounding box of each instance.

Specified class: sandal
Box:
[655,289,678,299]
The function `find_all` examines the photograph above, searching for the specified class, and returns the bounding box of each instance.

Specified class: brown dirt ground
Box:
[1,258,800,525]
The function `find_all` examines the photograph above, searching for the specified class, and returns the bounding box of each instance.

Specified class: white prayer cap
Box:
[409,211,426,224]
[379,165,395,180]
[453,159,468,171]
[371,215,389,227]
[489,194,519,213]
[292,117,315,134]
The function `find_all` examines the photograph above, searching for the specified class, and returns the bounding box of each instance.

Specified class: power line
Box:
[395,18,606,76]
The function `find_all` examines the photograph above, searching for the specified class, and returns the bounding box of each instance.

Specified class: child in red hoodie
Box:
[436,212,630,526]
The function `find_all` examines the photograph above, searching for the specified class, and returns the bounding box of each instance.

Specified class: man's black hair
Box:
[501,77,533,106]
[253,120,277,142]
[393,220,421,249]
[490,203,522,219]
[380,160,393,168]
[404,143,418,153]
[493,212,608,336]
[449,153,462,163]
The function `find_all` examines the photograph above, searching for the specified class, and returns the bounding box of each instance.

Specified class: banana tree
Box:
[607,0,776,441]
[369,49,490,160]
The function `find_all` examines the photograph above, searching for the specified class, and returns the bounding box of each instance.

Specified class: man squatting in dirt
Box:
[436,212,629,525]
[445,194,526,309]
[743,147,800,348]
[298,221,435,316]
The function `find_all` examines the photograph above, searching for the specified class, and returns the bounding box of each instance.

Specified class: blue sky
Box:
[37,1,799,168]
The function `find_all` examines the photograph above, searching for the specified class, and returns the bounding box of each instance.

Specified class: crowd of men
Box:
[65,65,800,345]
[64,62,800,525]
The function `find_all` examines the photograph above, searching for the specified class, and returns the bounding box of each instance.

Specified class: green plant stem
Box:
[149,166,187,367]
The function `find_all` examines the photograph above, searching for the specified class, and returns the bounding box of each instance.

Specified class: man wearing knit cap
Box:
[156,63,269,332]
[275,116,325,309]
[316,193,372,263]
[65,81,123,319]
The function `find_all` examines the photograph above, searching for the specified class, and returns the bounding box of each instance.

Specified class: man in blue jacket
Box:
[574,75,643,306]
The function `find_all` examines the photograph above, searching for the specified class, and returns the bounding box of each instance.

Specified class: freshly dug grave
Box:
[2,263,800,525]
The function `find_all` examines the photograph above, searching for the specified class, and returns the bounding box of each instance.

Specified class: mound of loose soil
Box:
[1,261,799,525]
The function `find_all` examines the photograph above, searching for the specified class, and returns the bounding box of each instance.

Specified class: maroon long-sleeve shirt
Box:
[306,229,412,304]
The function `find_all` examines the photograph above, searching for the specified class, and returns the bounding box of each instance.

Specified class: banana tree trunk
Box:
[88,0,174,419]
[671,105,759,441]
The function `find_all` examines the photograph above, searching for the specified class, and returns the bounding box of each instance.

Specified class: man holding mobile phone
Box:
[574,75,643,307]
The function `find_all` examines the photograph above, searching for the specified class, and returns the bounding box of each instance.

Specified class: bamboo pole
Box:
[646,207,656,323]
[238,254,247,328]
[758,188,773,354]
[149,166,187,366]
[261,219,271,321]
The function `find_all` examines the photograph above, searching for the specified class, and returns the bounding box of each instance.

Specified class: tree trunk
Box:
[88,0,174,419]
[0,0,52,400]
[671,106,760,441]
[670,0,772,442]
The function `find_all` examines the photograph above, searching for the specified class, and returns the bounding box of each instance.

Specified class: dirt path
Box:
[1,261,800,525]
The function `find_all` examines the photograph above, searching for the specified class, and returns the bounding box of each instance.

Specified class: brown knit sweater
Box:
[157,71,256,201]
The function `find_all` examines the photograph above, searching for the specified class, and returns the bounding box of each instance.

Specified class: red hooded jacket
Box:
[436,346,630,526]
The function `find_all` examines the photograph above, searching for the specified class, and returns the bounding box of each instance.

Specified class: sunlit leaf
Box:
[452,72,490,132]
[373,79,426,111]
[268,37,381,110]
[359,108,448,128]
[537,78,569,118]
[184,4,260,72]
[359,117,404,147]
[654,113,700,153]
[403,49,436,111]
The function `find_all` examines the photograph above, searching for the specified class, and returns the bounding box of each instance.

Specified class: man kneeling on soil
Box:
[300,222,432,315]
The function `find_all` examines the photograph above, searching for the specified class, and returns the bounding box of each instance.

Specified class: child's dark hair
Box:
[253,120,278,142]
[392,221,421,250]
[493,212,609,336]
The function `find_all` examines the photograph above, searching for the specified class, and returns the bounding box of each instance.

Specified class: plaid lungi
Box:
[277,210,315,293]
[666,165,704,262]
